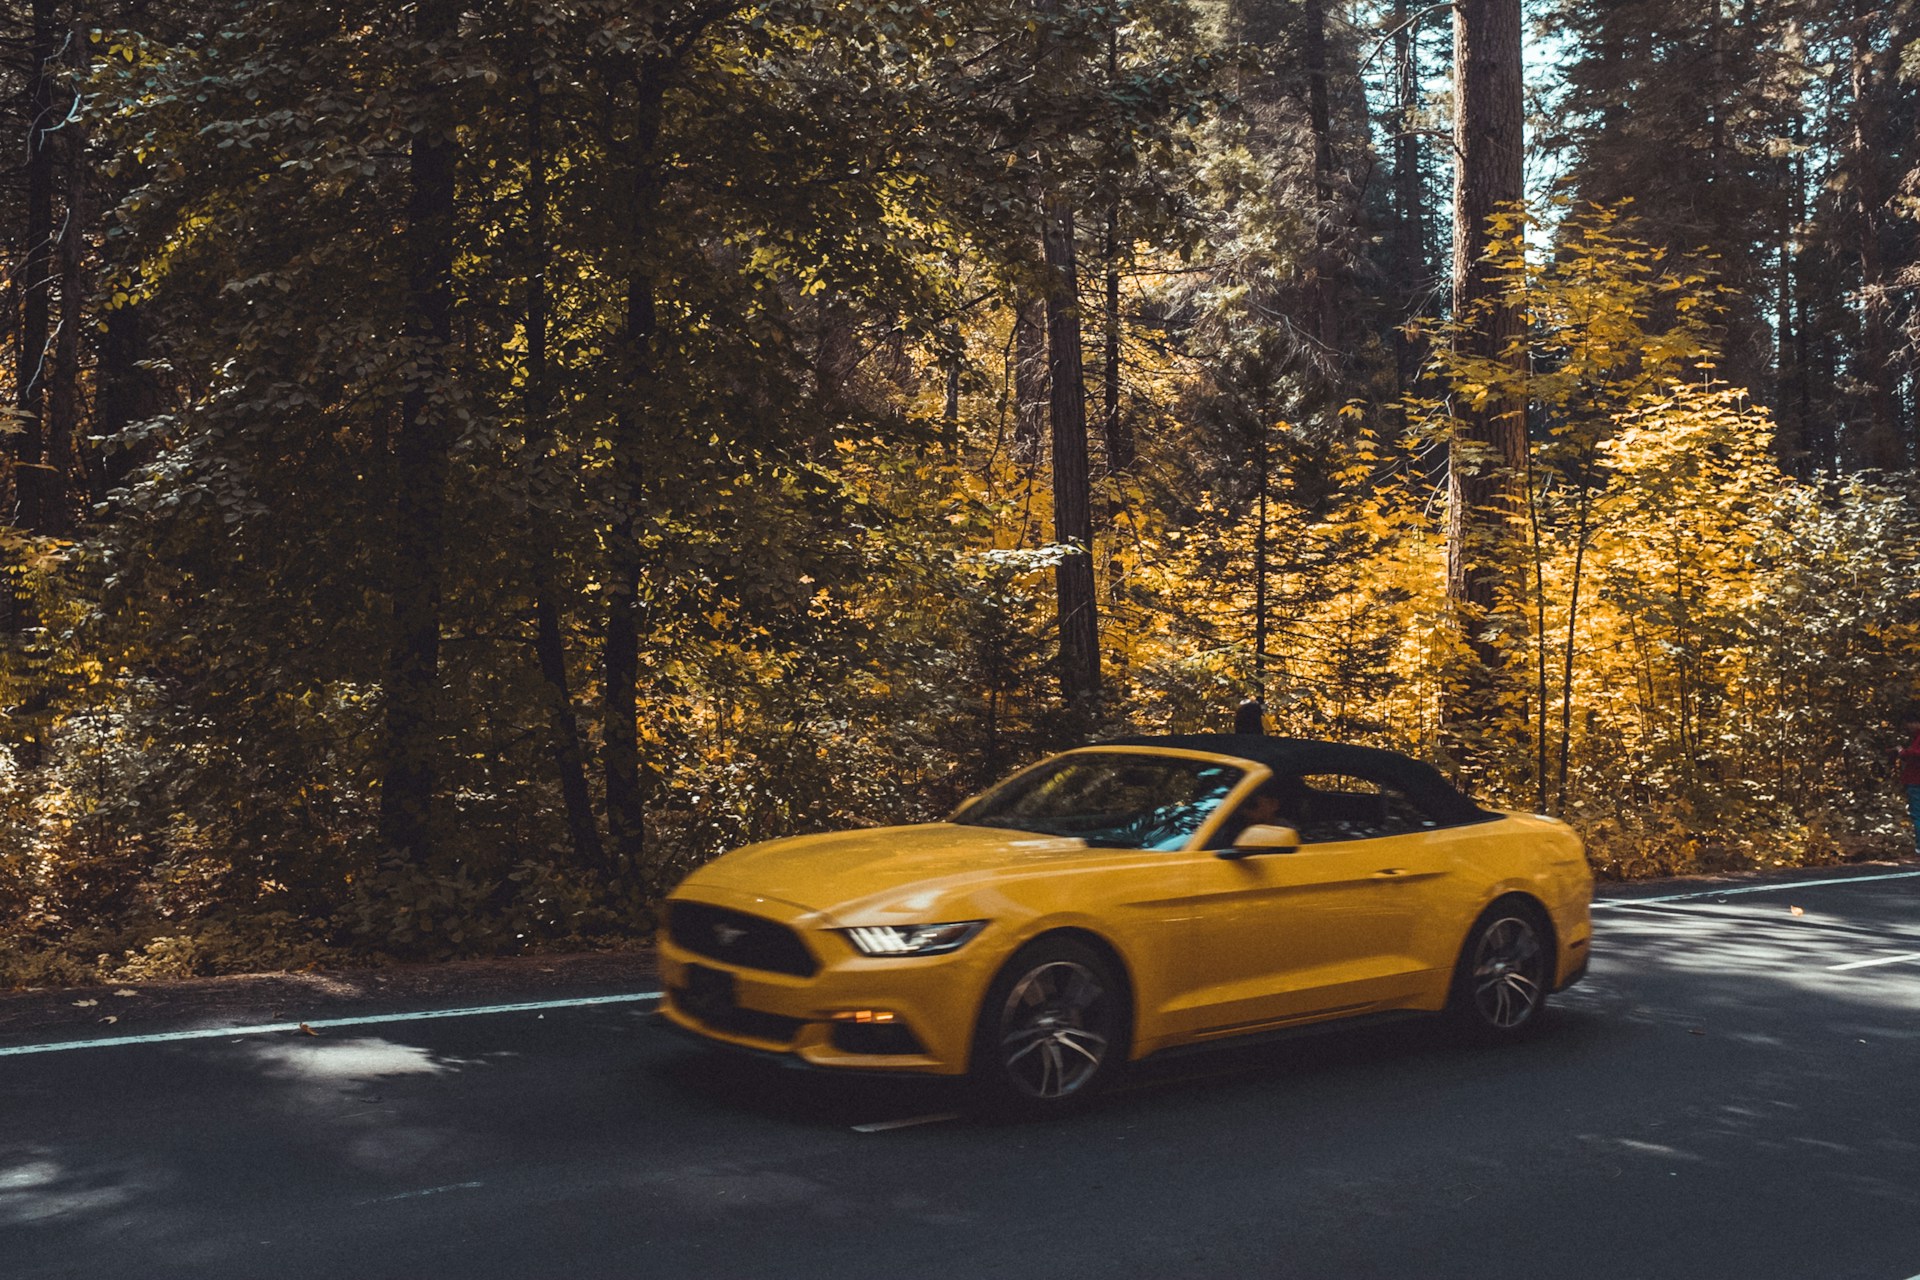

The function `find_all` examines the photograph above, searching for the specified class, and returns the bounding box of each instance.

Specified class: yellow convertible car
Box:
[658,734,1592,1110]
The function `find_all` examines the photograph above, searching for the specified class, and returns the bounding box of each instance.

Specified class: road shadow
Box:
[642,1006,1618,1130]
[643,1040,966,1127]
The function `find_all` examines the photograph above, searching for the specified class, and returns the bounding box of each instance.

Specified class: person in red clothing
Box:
[1898,717,1920,855]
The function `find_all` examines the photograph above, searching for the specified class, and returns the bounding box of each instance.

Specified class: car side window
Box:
[1293,774,1440,843]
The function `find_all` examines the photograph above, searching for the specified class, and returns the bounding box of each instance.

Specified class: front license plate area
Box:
[681,963,737,1022]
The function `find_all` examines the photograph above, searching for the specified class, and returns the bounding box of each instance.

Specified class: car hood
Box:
[674,822,1092,915]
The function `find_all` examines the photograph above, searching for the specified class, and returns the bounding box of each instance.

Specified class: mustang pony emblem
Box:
[712,923,749,946]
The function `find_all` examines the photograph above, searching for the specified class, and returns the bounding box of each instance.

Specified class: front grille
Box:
[667,901,819,977]
[668,990,807,1044]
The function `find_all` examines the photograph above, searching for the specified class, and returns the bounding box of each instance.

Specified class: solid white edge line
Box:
[851,1112,962,1133]
[1593,869,1920,909]
[1827,952,1920,972]
[0,990,664,1058]
[361,1181,487,1206]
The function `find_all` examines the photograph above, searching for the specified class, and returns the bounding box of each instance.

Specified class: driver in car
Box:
[1214,779,1303,846]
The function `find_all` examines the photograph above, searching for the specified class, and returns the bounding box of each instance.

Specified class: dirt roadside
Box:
[0,947,659,1048]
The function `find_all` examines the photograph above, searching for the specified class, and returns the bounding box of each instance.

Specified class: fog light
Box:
[830,1009,898,1024]
[829,1018,926,1055]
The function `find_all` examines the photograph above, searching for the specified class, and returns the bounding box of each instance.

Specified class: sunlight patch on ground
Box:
[1596,899,1920,1014]
[246,1035,463,1082]
[0,1150,141,1227]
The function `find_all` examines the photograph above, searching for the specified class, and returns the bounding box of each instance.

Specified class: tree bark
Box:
[11,0,60,535]
[95,303,150,498]
[941,322,961,455]
[379,0,462,863]
[523,68,607,877]
[1042,192,1100,709]
[1390,0,1430,398]
[603,77,669,874]
[1301,0,1339,352]
[1775,189,1800,473]
[1553,483,1593,814]
[1445,0,1527,611]
[1101,209,1131,474]
[1253,416,1269,691]
[1013,297,1048,467]
[48,67,90,529]
[1302,0,1336,187]
[1792,112,1822,475]
[1849,0,1901,467]
[1444,0,1528,751]
[598,6,742,870]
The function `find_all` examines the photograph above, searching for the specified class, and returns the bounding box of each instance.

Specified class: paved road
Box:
[5,868,1920,1280]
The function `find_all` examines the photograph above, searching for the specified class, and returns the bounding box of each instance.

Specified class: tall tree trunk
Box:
[1444,0,1528,749]
[1099,23,1133,480]
[1302,0,1336,187]
[1793,113,1822,475]
[1013,297,1048,467]
[598,10,741,864]
[1850,0,1901,467]
[379,0,462,863]
[941,322,961,454]
[11,0,59,536]
[523,67,606,876]
[1100,209,1131,475]
[1042,192,1099,710]
[48,73,90,524]
[1390,0,1429,399]
[1301,0,1338,352]
[1553,484,1594,814]
[604,78,669,874]
[95,302,150,498]
[1775,164,1802,474]
[1253,417,1269,692]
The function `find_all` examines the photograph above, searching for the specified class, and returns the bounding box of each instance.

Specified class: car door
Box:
[1170,775,1449,1039]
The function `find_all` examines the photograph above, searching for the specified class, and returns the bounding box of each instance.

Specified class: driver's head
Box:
[1241,791,1284,825]
[1239,778,1301,827]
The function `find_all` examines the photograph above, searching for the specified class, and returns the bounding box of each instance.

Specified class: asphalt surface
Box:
[5,868,1920,1280]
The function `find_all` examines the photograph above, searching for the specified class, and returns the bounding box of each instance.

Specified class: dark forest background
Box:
[0,0,1915,982]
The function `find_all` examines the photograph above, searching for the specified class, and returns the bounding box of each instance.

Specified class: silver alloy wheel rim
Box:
[999,960,1109,1099]
[1471,915,1545,1029]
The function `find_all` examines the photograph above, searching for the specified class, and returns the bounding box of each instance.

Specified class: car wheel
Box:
[1447,900,1552,1038]
[971,937,1125,1114]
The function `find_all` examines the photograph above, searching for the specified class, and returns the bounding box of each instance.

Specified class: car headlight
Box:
[840,921,986,956]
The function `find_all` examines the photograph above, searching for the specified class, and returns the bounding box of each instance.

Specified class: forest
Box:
[0,0,1915,982]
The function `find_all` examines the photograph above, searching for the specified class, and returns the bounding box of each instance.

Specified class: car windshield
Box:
[953,752,1245,850]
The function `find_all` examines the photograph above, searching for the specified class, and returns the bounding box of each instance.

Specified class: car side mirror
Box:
[1217,824,1301,859]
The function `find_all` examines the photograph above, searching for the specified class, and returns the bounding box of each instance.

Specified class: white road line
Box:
[851,1112,962,1133]
[1827,952,1920,972]
[362,1181,485,1205]
[0,991,664,1058]
[1594,869,1920,909]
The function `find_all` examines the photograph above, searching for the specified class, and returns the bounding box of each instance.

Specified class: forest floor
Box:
[3,854,1916,1046]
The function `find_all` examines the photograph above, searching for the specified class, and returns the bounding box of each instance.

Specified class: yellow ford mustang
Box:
[658,734,1592,1110]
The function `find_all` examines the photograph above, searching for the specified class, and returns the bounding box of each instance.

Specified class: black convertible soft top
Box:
[1095,733,1492,826]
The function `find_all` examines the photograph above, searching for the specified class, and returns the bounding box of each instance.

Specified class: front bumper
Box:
[656,887,994,1075]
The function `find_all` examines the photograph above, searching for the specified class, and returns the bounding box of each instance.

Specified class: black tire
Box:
[969,935,1127,1115]
[1446,898,1554,1040]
